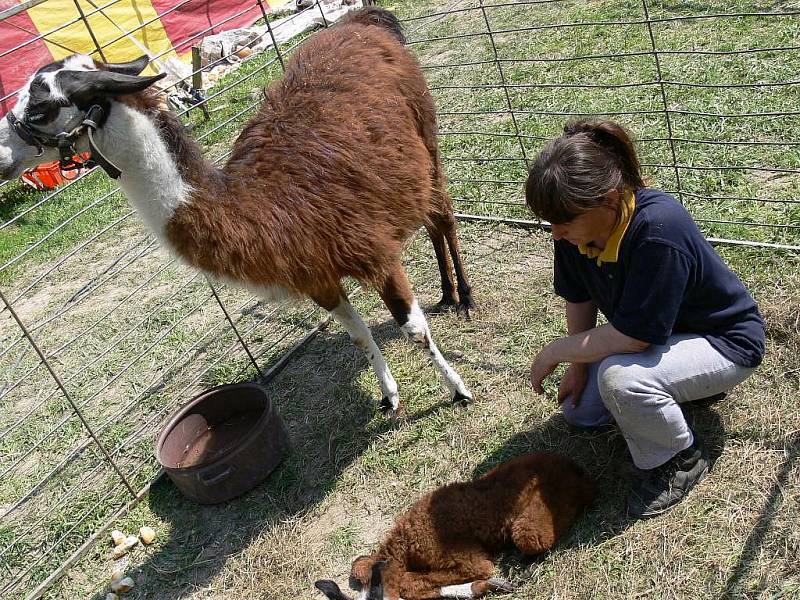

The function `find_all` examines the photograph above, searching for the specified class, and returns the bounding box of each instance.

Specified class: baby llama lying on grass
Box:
[0,7,474,417]
[315,452,597,600]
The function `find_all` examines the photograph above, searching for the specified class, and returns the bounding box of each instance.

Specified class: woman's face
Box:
[549,194,619,248]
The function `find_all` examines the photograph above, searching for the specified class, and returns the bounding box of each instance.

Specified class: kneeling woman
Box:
[525,120,765,519]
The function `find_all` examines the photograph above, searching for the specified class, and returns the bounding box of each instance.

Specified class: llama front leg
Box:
[400,556,507,599]
[379,263,473,405]
[313,289,400,415]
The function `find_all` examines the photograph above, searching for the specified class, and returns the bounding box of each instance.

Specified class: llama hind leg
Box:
[312,288,400,415]
[440,212,476,318]
[419,82,475,319]
[379,263,473,405]
[427,210,476,319]
[424,222,458,311]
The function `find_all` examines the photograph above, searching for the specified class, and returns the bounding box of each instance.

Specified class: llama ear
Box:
[350,555,373,585]
[57,69,166,105]
[314,579,354,600]
[101,55,151,76]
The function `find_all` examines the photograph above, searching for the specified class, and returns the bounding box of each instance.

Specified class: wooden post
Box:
[191,45,203,91]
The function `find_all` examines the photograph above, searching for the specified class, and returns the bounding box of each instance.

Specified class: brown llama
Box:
[0,8,475,416]
[315,452,597,600]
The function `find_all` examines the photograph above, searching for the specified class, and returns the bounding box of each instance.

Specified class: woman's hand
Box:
[557,362,588,407]
[529,344,562,394]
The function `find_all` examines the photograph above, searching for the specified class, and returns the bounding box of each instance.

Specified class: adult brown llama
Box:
[315,452,597,599]
[0,8,475,416]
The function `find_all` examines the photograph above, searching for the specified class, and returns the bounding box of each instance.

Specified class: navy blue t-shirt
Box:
[553,188,765,368]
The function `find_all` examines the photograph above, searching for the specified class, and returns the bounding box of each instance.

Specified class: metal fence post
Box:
[316,0,329,28]
[72,0,107,62]
[205,278,265,380]
[477,0,529,170]
[191,45,203,90]
[641,0,683,204]
[256,0,286,72]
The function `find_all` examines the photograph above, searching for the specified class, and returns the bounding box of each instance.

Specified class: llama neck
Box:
[91,102,213,244]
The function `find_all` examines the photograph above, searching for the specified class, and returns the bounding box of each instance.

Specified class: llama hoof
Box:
[430,297,457,314]
[456,297,477,321]
[470,578,516,597]
[380,395,403,418]
[486,577,516,593]
[451,390,473,407]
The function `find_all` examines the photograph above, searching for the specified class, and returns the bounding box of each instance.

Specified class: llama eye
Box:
[25,99,60,124]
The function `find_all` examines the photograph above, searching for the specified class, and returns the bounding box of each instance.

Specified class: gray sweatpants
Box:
[561,334,756,469]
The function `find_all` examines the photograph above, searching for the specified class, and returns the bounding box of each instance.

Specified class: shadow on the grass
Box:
[473,404,728,582]
[718,430,800,599]
[90,318,440,600]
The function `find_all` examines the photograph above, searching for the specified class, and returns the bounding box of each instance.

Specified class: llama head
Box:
[315,556,400,600]
[0,54,164,181]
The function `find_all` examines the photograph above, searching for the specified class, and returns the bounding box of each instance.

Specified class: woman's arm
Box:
[566,300,598,334]
[548,323,649,363]
[555,301,598,405]
[530,321,650,394]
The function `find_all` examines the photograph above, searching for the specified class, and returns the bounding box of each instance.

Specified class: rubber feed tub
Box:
[156,382,289,504]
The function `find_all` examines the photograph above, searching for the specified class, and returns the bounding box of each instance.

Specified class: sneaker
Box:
[627,438,710,519]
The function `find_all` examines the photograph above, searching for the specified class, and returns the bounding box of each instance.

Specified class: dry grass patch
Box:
[37,222,800,600]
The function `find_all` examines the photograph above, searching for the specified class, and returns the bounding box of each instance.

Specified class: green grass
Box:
[403,0,800,242]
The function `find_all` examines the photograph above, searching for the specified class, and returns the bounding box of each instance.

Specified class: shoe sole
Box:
[633,463,710,519]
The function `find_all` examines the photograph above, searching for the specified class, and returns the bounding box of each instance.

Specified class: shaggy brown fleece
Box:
[337,452,597,600]
[122,7,472,313]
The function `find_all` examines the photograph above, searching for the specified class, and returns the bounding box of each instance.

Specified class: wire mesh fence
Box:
[0,1,340,597]
[404,0,800,250]
[0,0,799,597]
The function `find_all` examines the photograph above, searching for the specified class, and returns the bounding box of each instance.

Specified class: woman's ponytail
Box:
[563,120,644,190]
[526,119,645,223]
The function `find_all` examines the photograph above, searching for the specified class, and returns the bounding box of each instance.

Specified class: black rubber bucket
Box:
[155,382,289,504]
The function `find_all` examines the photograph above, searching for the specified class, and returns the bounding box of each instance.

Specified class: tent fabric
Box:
[0,7,53,112]
[152,0,266,55]
[0,0,291,115]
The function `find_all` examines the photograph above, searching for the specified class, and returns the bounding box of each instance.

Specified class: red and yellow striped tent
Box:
[0,0,292,115]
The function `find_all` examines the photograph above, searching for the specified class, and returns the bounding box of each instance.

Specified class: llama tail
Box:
[340,6,406,44]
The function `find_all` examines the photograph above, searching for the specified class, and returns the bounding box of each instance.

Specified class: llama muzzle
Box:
[315,579,354,600]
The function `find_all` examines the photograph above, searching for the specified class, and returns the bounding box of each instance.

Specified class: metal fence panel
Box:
[1,0,799,597]
[0,2,334,597]
[405,0,800,249]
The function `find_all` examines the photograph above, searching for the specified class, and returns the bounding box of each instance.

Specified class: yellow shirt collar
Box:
[578,190,636,267]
